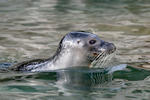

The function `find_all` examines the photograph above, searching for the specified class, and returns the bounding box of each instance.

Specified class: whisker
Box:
[100,51,116,68]
[101,53,110,68]
[91,51,105,67]
[102,52,115,67]
[95,51,105,60]
[93,52,106,68]
[91,51,104,65]
[97,53,107,68]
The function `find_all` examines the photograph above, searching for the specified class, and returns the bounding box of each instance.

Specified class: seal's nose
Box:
[108,43,116,53]
[99,41,116,54]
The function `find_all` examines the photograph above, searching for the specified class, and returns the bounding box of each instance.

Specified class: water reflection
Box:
[0,69,113,96]
[1,65,150,99]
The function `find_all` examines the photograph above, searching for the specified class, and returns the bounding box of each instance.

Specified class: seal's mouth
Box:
[93,52,99,57]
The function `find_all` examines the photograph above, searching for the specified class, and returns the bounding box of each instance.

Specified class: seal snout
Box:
[107,43,116,54]
[99,42,116,54]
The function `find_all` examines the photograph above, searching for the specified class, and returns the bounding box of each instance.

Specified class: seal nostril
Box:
[109,43,116,53]
[100,42,116,54]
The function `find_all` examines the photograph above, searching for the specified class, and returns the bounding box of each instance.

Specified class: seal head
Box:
[52,31,116,69]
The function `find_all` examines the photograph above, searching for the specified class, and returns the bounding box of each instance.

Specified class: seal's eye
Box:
[89,40,96,45]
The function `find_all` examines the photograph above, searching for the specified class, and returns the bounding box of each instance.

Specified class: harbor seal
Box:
[9,31,116,72]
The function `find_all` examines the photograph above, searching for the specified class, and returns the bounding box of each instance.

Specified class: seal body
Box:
[9,31,116,72]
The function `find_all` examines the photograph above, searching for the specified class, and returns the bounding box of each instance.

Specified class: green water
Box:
[0,0,150,99]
